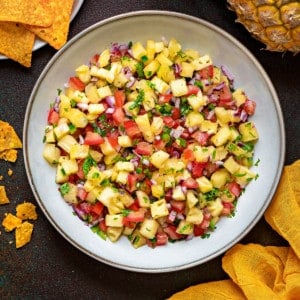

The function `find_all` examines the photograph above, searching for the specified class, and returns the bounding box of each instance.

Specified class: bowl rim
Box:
[23,10,286,273]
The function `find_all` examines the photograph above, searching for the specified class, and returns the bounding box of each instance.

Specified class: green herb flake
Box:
[60,182,70,196]
[68,123,76,134]
[129,89,145,110]
[83,155,97,177]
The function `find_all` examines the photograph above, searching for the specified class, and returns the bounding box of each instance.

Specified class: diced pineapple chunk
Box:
[116,171,129,184]
[98,49,110,67]
[232,88,246,107]
[207,198,223,217]
[210,126,232,146]
[43,143,61,164]
[155,53,173,66]
[186,207,204,224]
[185,111,204,128]
[44,126,56,143]
[88,103,105,115]
[143,60,160,78]
[59,157,78,175]
[53,123,70,140]
[191,54,212,71]
[65,108,88,128]
[136,190,151,208]
[105,214,123,227]
[57,135,78,153]
[97,186,118,207]
[85,84,100,103]
[150,199,169,219]
[223,156,241,174]
[114,161,134,172]
[193,145,214,162]
[187,92,206,111]
[150,117,164,135]
[75,65,91,84]
[61,182,78,204]
[186,191,199,209]
[97,85,112,100]
[86,166,106,185]
[156,63,175,83]
[131,42,147,60]
[100,138,117,156]
[151,76,170,94]
[239,122,259,142]
[150,150,170,168]
[151,184,165,199]
[234,166,257,186]
[69,144,89,160]
[196,176,213,193]
[200,120,218,134]
[176,220,193,235]
[119,192,135,207]
[139,219,159,239]
[107,227,123,242]
[172,186,186,201]
[135,113,154,142]
[180,62,194,78]
[130,229,147,248]
[215,107,233,126]
[117,135,133,147]
[55,164,69,184]
[168,38,182,58]
[170,78,188,97]
[210,169,230,188]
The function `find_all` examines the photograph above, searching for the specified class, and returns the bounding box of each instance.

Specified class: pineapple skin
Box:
[227,0,300,53]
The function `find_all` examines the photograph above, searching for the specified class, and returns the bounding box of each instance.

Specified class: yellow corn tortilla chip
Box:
[2,213,22,232]
[15,221,34,248]
[0,0,53,26]
[0,186,9,205]
[0,22,35,67]
[0,149,18,162]
[26,0,74,50]
[16,202,38,221]
[0,120,22,152]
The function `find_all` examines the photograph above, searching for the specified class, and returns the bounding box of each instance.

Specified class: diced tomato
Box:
[135,142,154,156]
[191,162,207,178]
[222,202,234,215]
[114,90,126,107]
[219,85,232,102]
[123,209,145,224]
[199,65,214,79]
[68,76,85,92]
[170,200,186,213]
[200,213,211,229]
[90,202,104,216]
[127,173,138,192]
[47,108,60,125]
[186,85,200,95]
[171,107,181,120]
[84,124,94,133]
[163,116,175,128]
[153,139,166,151]
[192,131,210,146]
[244,99,256,116]
[107,135,119,149]
[112,107,125,125]
[90,54,99,65]
[228,181,241,197]
[99,219,107,232]
[156,232,169,246]
[77,188,88,201]
[193,224,205,237]
[204,162,219,177]
[182,148,195,161]
[128,199,140,211]
[158,93,173,104]
[163,225,183,240]
[76,160,85,180]
[124,120,141,138]
[84,131,104,145]
[181,178,199,189]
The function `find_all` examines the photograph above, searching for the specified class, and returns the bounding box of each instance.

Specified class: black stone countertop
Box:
[0,0,299,299]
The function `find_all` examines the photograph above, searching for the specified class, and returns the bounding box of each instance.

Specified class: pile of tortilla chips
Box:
[0,0,74,67]
[2,202,38,248]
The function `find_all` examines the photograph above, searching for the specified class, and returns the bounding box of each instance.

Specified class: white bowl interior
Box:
[24,11,285,273]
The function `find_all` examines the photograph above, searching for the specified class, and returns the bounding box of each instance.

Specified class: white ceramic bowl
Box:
[24,11,285,273]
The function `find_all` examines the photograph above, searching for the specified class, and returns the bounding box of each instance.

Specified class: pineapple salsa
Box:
[43,38,259,248]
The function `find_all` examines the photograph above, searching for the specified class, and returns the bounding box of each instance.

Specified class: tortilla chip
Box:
[2,213,22,232]
[0,120,22,152]
[26,0,74,50]
[0,186,9,205]
[0,0,53,27]
[16,202,38,221]
[15,221,34,248]
[0,149,18,162]
[0,22,35,67]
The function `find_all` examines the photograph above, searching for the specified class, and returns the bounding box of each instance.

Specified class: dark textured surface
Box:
[0,0,299,299]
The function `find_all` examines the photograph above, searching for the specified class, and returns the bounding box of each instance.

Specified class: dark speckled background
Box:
[0,0,299,299]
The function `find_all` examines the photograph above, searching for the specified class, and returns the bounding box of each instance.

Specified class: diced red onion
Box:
[77,102,88,111]
[105,95,115,107]
[161,36,168,46]
[206,110,215,120]
[188,126,198,133]
[208,94,219,103]
[142,158,150,166]
[172,151,180,158]
[170,126,184,139]
[214,82,225,91]
[53,96,60,112]
[187,162,193,172]
[78,135,84,145]
[177,213,185,220]
[174,97,181,108]
[181,186,187,194]
[221,65,234,82]
[150,179,157,185]
[186,234,194,241]
[155,135,161,140]
[214,160,224,166]
[239,109,248,122]
[126,77,136,88]
[106,107,115,114]
[168,210,177,222]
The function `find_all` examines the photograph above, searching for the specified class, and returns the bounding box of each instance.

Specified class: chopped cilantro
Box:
[129,89,145,110]
[60,183,70,196]
[135,62,145,78]
[68,123,76,134]
[91,225,107,240]
[83,155,97,177]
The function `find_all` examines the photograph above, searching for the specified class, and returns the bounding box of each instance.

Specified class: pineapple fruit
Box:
[227,0,300,53]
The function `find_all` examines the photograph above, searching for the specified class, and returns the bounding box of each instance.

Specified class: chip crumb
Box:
[0,175,3,180]
[15,221,34,248]
[2,213,22,232]
[0,120,22,151]
[0,149,18,162]
[0,186,10,204]
[7,169,13,176]
[16,202,38,220]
